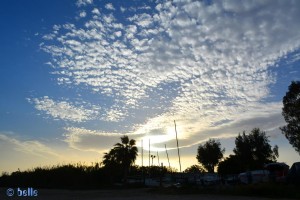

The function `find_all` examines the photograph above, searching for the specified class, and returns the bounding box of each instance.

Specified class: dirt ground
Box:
[0,188,291,200]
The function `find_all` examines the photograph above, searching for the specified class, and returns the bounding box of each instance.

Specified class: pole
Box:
[141,139,144,184]
[149,139,150,167]
[157,151,160,166]
[165,144,171,168]
[141,140,143,167]
[174,120,182,172]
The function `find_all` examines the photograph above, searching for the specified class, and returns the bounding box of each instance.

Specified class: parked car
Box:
[264,162,289,182]
[238,170,269,184]
[287,162,300,185]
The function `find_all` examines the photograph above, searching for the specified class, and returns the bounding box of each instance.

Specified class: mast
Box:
[141,139,143,167]
[174,120,182,172]
[149,139,150,167]
[165,144,171,168]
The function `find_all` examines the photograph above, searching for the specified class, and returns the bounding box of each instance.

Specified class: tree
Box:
[233,128,278,171]
[183,165,205,173]
[280,81,300,155]
[196,139,225,173]
[102,135,138,183]
[218,155,243,176]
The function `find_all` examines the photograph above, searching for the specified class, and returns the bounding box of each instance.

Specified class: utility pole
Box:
[157,151,160,166]
[174,120,182,172]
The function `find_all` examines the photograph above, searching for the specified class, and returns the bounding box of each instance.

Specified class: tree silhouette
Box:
[233,128,278,170]
[280,81,300,155]
[102,135,138,183]
[218,155,243,175]
[184,165,205,173]
[196,139,225,173]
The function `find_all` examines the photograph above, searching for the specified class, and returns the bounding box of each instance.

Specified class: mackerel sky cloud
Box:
[0,0,300,172]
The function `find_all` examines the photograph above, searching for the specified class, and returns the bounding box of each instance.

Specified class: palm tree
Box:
[102,135,138,183]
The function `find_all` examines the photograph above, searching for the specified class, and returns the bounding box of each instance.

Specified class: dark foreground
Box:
[0,188,295,200]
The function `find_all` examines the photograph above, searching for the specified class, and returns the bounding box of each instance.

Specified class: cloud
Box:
[105,3,115,11]
[76,0,93,7]
[0,133,59,159]
[104,107,126,122]
[28,96,100,122]
[128,13,153,27]
[79,11,87,18]
[63,127,136,152]
[91,8,100,15]
[39,0,300,152]
[120,6,126,13]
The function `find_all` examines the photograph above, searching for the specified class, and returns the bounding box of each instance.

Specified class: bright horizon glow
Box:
[1,0,300,173]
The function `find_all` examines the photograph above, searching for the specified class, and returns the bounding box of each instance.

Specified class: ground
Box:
[0,188,294,200]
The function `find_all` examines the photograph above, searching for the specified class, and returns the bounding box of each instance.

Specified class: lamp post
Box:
[150,155,156,166]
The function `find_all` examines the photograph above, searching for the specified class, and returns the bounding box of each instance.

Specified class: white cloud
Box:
[40,0,300,150]
[104,107,126,122]
[130,13,153,27]
[114,31,122,37]
[91,8,100,15]
[79,11,87,18]
[137,5,151,10]
[120,6,126,13]
[105,3,115,10]
[28,96,100,122]
[76,0,93,7]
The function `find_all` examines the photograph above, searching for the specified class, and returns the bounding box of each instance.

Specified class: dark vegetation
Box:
[218,128,279,175]
[0,164,175,189]
[0,163,108,189]
[281,81,300,155]
[196,139,224,173]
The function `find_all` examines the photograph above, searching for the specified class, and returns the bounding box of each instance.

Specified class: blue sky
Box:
[1,0,300,173]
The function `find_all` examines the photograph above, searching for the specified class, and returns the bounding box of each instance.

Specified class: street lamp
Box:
[150,155,156,166]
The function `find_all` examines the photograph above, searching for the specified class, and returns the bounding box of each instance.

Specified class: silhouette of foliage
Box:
[196,139,225,173]
[280,81,300,155]
[0,163,109,189]
[102,135,138,183]
[183,165,205,173]
[218,155,243,175]
[233,128,278,171]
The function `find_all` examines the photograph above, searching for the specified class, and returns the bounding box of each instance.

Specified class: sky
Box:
[1,0,300,173]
